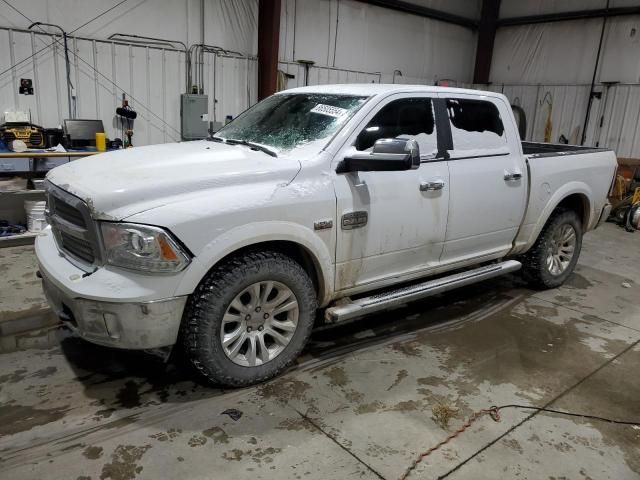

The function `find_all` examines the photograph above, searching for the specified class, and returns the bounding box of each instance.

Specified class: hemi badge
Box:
[342,211,368,230]
[314,219,333,231]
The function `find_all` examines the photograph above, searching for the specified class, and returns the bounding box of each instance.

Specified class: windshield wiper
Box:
[208,136,278,157]
[225,138,278,157]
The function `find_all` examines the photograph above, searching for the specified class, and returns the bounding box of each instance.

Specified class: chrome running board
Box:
[325,260,522,323]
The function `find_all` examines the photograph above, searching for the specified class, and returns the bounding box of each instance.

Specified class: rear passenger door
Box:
[438,93,527,264]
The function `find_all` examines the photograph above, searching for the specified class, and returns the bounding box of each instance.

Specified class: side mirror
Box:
[339,138,420,173]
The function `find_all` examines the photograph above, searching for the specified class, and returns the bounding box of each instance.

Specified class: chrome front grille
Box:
[45,181,101,266]
[52,198,87,227]
[59,231,95,263]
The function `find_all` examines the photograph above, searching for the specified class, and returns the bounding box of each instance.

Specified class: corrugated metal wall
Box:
[468,82,640,159]
[0,24,384,147]
[3,1,639,158]
[278,61,381,89]
[279,0,480,86]
[596,84,640,159]
[200,52,258,126]
[490,3,640,158]
[481,84,591,146]
[0,27,257,146]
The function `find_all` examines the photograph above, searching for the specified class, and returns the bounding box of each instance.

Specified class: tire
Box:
[182,250,317,387]
[521,208,583,289]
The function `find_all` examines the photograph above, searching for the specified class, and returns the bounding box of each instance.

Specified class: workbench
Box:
[0,151,100,157]
[0,150,100,247]
[0,150,100,175]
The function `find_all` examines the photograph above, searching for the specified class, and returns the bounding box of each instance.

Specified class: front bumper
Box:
[41,271,186,349]
[36,227,188,349]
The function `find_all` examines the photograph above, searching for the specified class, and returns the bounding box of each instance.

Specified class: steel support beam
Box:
[473,0,501,84]
[499,6,640,27]
[355,0,478,29]
[258,0,281,100]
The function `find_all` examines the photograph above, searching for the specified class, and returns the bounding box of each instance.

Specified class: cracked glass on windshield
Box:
[214,93,368,154]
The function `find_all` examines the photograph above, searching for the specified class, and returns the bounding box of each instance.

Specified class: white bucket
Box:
[25,200,47,232]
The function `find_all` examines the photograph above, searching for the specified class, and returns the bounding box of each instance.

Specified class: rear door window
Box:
[445,98,508,156]
[355,98,438,158]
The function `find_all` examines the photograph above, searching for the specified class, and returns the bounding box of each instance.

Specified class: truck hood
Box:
[47,141,301,220]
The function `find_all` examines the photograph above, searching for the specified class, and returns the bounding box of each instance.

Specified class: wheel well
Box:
[555,193,590,230]
[216,241,323,297]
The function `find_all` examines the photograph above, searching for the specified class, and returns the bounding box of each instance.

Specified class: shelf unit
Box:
[0,231,39,247]
[0,189,46,248]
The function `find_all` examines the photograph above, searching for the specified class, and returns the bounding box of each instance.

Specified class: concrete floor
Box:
[0,223,639,480]
[0,244,58,352]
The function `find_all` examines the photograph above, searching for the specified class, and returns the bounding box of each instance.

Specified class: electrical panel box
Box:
[180,94,209,140]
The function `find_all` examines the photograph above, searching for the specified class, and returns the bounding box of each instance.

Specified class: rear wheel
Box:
[522,208,583,289]
[182,250,317,387]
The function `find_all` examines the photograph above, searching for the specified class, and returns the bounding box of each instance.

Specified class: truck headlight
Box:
[100,223,191,273]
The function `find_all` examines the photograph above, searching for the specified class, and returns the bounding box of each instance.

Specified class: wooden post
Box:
[473,0,501,84]
[258,0,281,100]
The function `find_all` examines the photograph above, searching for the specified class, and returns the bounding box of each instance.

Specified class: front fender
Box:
[175,221,335,306]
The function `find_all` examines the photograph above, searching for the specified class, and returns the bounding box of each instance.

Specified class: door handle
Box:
[504,171,523,181]
[420,179,445,191]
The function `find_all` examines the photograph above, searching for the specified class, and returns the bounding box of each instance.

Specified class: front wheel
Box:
[521,208,583,289]
[182,250,317,387]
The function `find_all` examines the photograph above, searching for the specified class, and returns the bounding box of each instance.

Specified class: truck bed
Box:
[522,141,608,158]
[513,143,617,255]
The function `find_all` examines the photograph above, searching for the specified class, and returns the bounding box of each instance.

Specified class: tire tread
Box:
[521,208,582,289]
[181,250,316,387]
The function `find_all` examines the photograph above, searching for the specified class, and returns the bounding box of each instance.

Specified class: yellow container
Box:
[95,132,106,151]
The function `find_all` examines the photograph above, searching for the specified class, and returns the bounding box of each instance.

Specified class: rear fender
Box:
[514,182,594,254]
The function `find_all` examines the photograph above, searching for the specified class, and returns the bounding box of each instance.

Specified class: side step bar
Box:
[325,260,522,323]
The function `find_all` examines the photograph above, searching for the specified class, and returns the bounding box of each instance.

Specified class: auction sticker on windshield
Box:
[310,104,348,118]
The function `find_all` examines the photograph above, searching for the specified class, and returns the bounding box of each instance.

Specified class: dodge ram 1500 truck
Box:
[37,85,617,386]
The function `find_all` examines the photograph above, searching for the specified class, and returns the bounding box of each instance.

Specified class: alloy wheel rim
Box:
[221,281,299,367]
[546,223,576,276]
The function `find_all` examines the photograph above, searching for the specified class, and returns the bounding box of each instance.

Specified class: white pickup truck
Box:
[37,85,617,386]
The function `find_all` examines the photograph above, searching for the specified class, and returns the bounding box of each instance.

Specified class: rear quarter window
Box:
[446,98,508,156]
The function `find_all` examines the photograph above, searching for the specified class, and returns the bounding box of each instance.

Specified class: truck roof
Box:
[280,83,506,99]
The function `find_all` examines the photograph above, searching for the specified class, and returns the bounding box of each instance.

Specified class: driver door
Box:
[332,94,450,292]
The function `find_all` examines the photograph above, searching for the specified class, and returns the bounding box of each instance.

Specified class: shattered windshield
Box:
[214,93,368,154]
